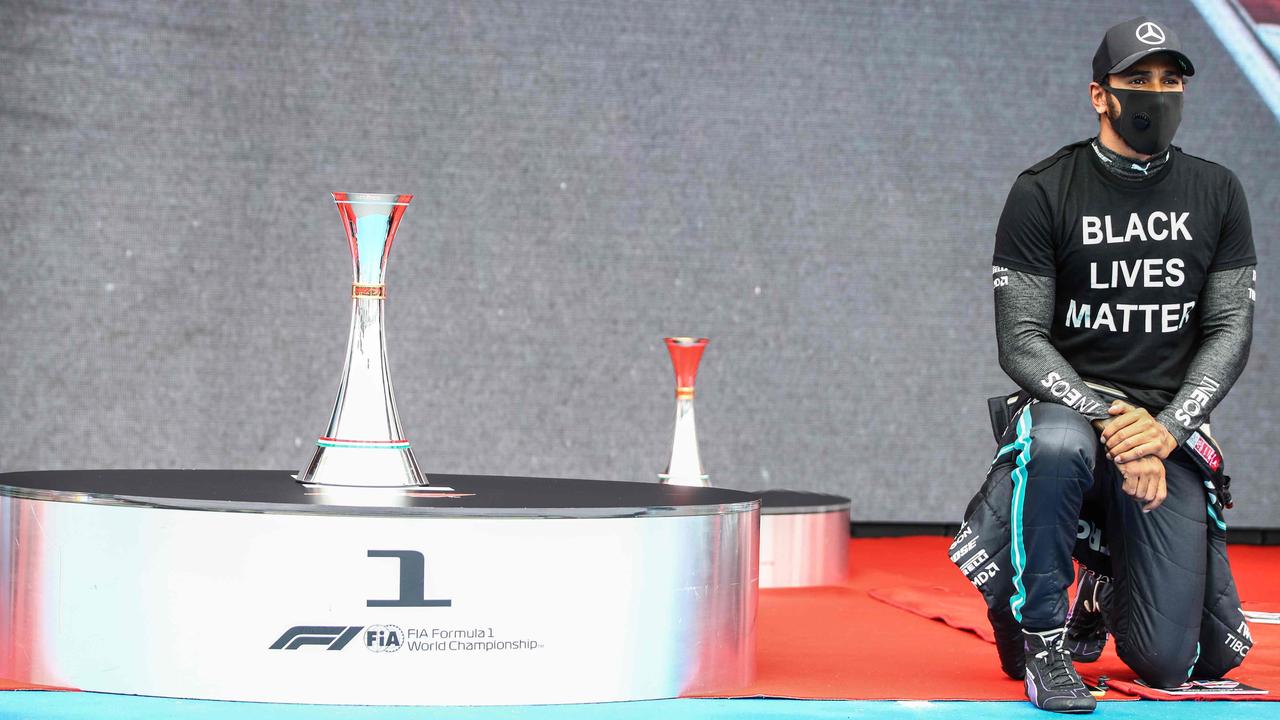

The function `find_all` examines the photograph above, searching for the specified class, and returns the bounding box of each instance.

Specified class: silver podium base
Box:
[757,491,850,588]
[0,471,759,706]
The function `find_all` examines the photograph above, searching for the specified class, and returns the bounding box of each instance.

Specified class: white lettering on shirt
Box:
[1087,258,1186,289]
[1080,212,1192,244]
[1062,300,1196,334]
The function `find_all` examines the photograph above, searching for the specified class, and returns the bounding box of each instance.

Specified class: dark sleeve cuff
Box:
[992,256,1055,278]
[1207,257,1257,273]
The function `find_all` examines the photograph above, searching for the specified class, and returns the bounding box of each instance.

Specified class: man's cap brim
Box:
[1104,48,1195,79]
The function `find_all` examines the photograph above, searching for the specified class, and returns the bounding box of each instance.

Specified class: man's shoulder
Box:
[1172,146,1240,186]
[1017,140,1092,181]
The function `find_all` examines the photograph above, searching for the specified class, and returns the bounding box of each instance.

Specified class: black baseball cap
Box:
[1092,16,1195,82]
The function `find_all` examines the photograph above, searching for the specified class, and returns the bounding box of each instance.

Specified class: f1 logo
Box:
[367,550,452,607]
[269,626,362,650]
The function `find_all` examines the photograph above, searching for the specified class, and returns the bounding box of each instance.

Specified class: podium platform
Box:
[758,490,850,588]
[0,470,759,706]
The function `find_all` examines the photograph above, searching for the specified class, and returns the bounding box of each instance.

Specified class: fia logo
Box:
[365,624,404,653]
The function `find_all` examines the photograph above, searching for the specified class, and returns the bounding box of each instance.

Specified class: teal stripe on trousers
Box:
[1008,406,1034,623]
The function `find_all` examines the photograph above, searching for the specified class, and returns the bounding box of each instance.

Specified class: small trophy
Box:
[658,337,711,487]
[298,192,427,487]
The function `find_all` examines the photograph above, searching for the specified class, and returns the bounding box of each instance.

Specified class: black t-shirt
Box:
[993,140,1256,410]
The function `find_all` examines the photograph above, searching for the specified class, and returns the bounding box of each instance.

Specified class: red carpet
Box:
[3,537,1277,700]
[0,679,73,691]
[726,537,1280,701]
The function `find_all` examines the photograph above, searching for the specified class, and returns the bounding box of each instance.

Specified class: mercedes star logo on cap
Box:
[1093,17,1195,81]
[1135,22,1166,46]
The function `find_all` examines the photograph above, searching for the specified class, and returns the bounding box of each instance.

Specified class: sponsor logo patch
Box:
[1190,432,1222,472]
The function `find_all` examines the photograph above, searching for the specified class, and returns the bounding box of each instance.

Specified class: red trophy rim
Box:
[664,337,709,391]
[330,192,413,273]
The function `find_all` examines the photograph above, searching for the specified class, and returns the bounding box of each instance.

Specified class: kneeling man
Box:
[957,16,1257,714]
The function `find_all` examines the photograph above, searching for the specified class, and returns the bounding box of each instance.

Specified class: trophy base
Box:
[657,473,711,487]
[298,441,426,487]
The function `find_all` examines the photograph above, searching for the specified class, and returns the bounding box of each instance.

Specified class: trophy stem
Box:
[299,192,426,488]
[660,396,709,487]
[658,337,711,487]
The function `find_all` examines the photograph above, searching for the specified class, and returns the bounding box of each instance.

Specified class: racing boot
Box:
[1023,628,1097,713]
[1063,569,1110,662]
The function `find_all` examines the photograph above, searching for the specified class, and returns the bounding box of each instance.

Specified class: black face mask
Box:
[1102,86,1183,156]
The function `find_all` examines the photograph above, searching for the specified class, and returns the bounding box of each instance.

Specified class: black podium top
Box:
[754,489,850,515]
[0,470,760,519]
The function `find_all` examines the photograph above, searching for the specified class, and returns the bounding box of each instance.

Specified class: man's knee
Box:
[1117,638,1198,688]
[1193,611,1253,679]
[1194,649,1248,681]
[1024,404,1097,490]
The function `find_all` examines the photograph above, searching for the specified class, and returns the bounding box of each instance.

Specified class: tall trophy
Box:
[298,192,427,487]
[658,337,710,487]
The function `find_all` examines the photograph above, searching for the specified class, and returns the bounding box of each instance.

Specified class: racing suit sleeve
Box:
[1155,265,1256,444]
[994,267,1110,420]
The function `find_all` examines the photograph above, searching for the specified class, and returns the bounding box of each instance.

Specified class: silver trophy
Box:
[298,192,426,487]
[658,337,711,487]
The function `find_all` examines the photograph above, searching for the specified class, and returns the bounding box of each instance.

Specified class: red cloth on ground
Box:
[717,537,1280,701]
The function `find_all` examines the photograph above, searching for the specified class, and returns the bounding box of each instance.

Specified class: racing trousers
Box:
[955,400,1254,688]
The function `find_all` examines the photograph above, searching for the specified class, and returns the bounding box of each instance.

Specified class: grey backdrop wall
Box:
[2,0,1276,524]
